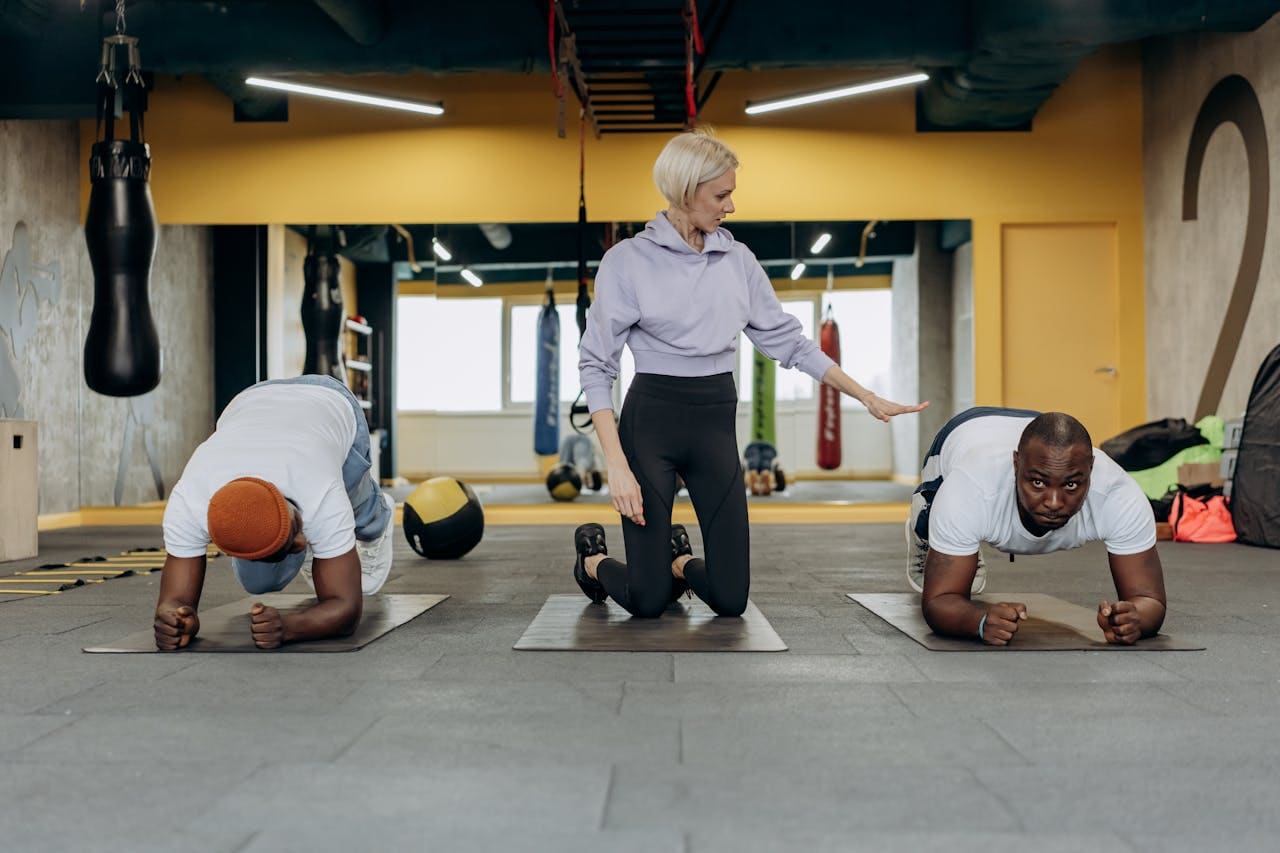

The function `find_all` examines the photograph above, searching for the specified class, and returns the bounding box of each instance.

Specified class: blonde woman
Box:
[573,130,926,618]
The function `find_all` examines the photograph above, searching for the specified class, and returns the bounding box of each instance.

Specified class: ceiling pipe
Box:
[313,0,388,47]
[917,0,1280,130]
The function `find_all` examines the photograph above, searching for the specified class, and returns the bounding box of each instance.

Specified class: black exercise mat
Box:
[847,592,1204,651]
[514,594,787,652]
[83,593,448,653]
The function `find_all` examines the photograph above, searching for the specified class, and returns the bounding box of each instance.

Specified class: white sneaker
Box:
[905,513,929,593]
[299,553,316,592]
[356,492,396,595]
[905,494,986,594]
[972,549,988,595]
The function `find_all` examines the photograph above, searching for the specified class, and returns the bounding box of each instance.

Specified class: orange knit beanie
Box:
[207,477,292,560]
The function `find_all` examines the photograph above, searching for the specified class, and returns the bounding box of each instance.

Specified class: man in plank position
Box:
[907,407,1167,645]
[154,376,394,650]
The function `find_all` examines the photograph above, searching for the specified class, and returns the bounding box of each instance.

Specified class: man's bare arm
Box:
[921,550,1027,645]
[248,548,363,649]
[920,550,985,637]
[1099,547,1166,643]
[154,554,207,650]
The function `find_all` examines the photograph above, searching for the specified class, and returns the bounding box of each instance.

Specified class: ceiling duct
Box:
[312,0,388,47]
[917,0,1280,130]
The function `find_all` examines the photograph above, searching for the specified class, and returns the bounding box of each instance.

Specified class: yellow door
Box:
[1001,223,1120,443]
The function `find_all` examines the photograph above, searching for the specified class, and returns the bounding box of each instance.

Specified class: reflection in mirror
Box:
[383,219,972,505]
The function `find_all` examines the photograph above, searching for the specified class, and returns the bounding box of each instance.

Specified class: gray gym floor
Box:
[1,522,1277,852]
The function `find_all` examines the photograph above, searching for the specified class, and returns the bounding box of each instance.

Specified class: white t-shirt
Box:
[163,383,359,560]
[928,414,1156,557]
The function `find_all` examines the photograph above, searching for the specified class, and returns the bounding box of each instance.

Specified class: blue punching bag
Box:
[534,286,560,456]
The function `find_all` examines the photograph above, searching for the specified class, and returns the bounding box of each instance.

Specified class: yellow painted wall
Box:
[79,47,1146,422]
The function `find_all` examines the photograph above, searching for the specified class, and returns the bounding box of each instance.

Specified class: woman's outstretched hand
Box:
[861,394,929,423]
[819,366,928,423]
[608,462,646,527]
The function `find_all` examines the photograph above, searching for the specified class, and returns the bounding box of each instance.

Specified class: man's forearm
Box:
[282,598,362,643]
[156,555,206,611]
[922,594,986,639]
[1130,595,1166,638]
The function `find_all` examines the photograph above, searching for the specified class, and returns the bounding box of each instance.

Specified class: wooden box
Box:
[0,420,38,562]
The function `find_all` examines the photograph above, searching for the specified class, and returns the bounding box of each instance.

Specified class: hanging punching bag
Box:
[751,347,776,445]
[575,185,590,341]
[301,252,347,382]
[817,306,842,470]
[83,58,161,397]
[534,287,560,456]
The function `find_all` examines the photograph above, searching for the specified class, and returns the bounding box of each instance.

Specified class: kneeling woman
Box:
[573,130,926,618]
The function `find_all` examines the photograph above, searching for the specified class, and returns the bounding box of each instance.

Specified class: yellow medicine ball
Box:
[403,477,485,559]
[546,464,583,502]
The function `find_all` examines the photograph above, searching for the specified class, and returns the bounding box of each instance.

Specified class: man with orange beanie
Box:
[154,376,394,650]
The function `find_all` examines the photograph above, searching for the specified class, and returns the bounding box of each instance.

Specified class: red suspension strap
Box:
[687,0,705,54]
[683,0,705,126]
[548,0,563,98]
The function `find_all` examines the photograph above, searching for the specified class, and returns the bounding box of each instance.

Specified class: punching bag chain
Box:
[96,1,142,90]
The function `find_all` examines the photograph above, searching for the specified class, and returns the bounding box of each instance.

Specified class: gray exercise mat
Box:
[515,594,787,652]
[84,594,449,653]
[848,592,1204,651]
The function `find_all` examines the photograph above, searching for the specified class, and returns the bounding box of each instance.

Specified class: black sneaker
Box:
[573,523,609,603]
[669,524,693,603]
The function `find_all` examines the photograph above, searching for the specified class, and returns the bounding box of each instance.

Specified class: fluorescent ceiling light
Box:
[245,76,444,116]
[810,233,832,254]
[431,238,452,261]
[745,72,929,115]
[460,268,483,287]
[789,262,806,281]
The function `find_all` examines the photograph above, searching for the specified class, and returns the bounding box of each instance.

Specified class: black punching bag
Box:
[83,136,161,396]
[301,252,346,381]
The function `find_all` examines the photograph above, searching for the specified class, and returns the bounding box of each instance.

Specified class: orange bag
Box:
[1170,490,1237,543]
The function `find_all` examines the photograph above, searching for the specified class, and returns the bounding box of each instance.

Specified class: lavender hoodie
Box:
[578,212,837,414]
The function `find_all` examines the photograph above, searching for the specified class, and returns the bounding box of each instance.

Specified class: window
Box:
[396,289,890,414]
[735,291,891,409]
[509,302,584,404]
[396,295,503,411]
[737,299,816,403]
[824,290,892,408]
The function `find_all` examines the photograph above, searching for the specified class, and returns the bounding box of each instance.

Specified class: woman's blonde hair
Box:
[652,129,739,209]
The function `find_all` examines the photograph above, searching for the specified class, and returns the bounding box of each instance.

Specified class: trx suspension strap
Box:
[575,109,590,340]
[683,0,705,127]
[570,110,595,434]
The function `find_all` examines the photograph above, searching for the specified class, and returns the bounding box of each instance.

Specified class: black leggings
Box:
[596,373,749,618]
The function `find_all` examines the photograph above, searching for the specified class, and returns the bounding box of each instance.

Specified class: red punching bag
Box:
[817,306,841,470]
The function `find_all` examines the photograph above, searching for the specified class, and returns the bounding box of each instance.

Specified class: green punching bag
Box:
[751,347,776,445]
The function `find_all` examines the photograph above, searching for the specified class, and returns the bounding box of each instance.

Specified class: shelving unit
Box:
[344,316,375,426]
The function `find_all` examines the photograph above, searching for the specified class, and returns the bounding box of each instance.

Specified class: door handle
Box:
[1094,366,1117,376]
